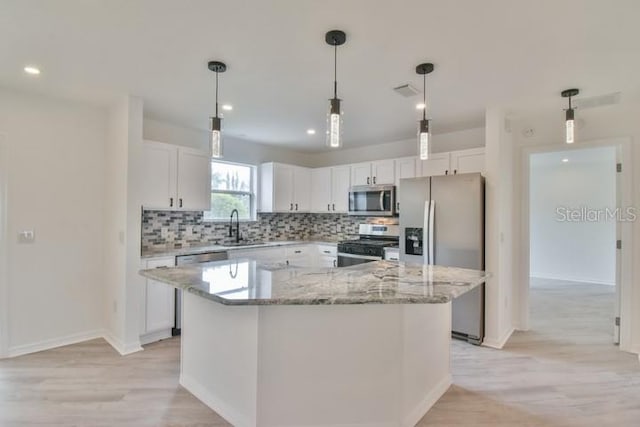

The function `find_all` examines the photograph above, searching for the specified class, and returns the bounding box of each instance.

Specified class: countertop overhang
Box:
[140,259,488,306]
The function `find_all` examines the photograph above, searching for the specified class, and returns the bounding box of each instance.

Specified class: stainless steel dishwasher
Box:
[172,251,228,335]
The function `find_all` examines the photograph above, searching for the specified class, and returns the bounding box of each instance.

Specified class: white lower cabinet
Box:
[141,256,176,344]
[227,244,337,268]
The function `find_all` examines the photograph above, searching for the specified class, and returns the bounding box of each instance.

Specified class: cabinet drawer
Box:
[316,244,337,257]
[286,245,312,258]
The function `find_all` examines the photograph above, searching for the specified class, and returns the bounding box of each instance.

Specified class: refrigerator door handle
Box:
[428,199,435,264]
[423,200,430,264]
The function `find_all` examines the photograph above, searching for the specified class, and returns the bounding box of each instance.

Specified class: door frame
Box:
[517,136,633,352]
[0,133,9,358]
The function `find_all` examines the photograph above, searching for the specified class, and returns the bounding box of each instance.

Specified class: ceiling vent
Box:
[574,92,621,110]
[393,84,420,97]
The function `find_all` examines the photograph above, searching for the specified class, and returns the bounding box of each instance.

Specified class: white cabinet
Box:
[418,148,485,177]
[260,163,311,213]
[316,244,338,268]
[141,140,211,210]
[311,165,351,213]
[228,247,286,263]
[350,160,395,186]
[384,247,400,261]
[394,157,418,187]
[419,152,451,177]
[141,256,176,343]
[450,147,485,175]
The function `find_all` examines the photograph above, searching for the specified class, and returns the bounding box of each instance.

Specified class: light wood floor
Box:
[1,279,638,426]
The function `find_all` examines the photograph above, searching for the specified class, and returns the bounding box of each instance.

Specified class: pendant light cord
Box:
[422,73,427,121]
[333,43,338,99]
[215,70,219,118]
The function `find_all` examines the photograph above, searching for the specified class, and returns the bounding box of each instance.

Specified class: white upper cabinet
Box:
[311,166,351,213]
[351,162,372,186]
[260,163,311,213]
[177,147,211,210]
[371,160,395,185]
[419,152,452,177]
[394,157,418,187]
[450,147,485,175]
[311,167,332,213]
[141,140,210,210]
[331,165,351,213]
[350,160,395,186]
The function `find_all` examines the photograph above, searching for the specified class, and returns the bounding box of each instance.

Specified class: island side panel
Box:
[256,304,403,426]
[180,292,259,427]
[401,302,452,427]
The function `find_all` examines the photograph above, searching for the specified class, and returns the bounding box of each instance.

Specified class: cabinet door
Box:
[394,157,418,187]
[419,152,451,177]
[450,148,485,175]
[319,255,338,268]
[145,257,176,333]
[141,141,177,209]
[273,165,294,212]
[177,148,211,210]
[293,167,311,212]
[351,162,372,186]
[371,160,395,185]
[331,166,351,213]
[311,168,332,213]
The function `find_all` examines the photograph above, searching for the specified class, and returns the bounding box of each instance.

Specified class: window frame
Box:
[204,159,258,222]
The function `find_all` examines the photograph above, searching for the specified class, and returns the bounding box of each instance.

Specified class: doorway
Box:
[528,146,619,344]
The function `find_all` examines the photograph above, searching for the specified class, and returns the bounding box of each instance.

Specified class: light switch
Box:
[18,230,35,244]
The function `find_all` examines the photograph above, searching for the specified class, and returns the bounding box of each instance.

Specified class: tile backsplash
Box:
[141,210,398,251]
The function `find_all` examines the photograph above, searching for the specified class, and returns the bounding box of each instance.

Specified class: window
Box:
[204,160,256,221]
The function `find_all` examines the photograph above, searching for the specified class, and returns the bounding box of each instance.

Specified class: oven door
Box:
[348,185,395,216]
[337,252,382,267]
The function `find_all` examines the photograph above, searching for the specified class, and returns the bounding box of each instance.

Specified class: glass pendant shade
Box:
[565,108,575,144]
[210,116,223,158]
[418,119,430,160]
[326,98,343,148]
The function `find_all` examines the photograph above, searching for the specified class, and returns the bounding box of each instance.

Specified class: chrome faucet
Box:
[229,209,241,243]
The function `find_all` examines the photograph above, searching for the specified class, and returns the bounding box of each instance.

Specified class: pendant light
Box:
[325,30,346,148]
[208,61,227,158]
[561,88,579,144]
[416,63,434,160]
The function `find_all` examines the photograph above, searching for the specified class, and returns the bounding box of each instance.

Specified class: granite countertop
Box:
[141,239,340,259]
[139,259,488,306]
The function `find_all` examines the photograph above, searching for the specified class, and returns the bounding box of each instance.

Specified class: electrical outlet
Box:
[18,230,35,244]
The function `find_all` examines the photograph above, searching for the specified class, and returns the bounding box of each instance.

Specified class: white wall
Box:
[0,88,106,356]
[311,127,485,167]
[510,93,640,355]
[529,148,616,285]
[143,118,317,167]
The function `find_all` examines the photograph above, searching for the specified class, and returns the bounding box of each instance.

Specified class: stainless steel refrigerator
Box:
[399,173,485,344]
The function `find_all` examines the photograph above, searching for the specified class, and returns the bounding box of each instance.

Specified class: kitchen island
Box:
[140,259,487,427]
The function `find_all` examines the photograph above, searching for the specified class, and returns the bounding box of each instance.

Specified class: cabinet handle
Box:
[323,250,331,254]
[328,204,330,211]
[179,198,183,208]
[295,203,298,211]
[445,170,449,175]
[294,250,302,254]
[286,260,289,266]
[332,203,335,211]
[290,203,293,211]
[169,197,174,207]
[367,177,370,185]
[373,176,376,184]
[333,259,337,267]
[454,169,457,175]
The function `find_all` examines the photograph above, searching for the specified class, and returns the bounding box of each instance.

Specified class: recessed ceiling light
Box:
[416,102,426,110]
[562,158,569,163]
[307,129,316,135]
[24,66,40,75]
[222,104,233,111]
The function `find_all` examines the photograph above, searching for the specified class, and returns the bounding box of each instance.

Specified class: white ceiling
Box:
[1,0,639,152]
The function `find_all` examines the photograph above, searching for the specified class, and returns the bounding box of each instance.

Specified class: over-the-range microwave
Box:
[348,185,396,216]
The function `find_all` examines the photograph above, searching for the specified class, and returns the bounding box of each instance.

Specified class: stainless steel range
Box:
[337,224,399,267]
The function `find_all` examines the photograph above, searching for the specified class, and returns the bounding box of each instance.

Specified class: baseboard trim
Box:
[102,332,143,356]
[7,329,104,358]
[180,373,253,427]
[403,374,452,427]
[482,327,515,349]
[530,274,615,286]
[140,328,172,346]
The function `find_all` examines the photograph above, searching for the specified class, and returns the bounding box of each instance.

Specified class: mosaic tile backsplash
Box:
[141,210,398,251]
